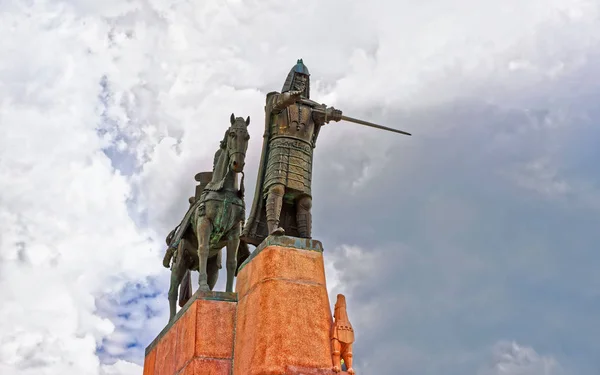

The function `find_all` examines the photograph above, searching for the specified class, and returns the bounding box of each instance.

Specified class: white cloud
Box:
[0,1,160,373]
[1,0,599,374]
[478,341,565,375]
[507,158,572,197]
[100,360,142,375]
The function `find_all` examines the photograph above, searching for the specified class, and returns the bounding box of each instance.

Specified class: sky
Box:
[1,0,599,374]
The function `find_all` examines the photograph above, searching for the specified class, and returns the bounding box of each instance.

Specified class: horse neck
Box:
[212,148,238,191]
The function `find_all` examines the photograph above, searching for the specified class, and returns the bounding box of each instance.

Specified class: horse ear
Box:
[230,113,235,124]
[245,116,250,126]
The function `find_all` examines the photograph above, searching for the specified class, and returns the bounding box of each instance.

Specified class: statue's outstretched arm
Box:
[312,106,343,125]
[272,90,303,111]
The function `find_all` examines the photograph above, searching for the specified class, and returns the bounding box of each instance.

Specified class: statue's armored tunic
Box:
[263,98,320,198]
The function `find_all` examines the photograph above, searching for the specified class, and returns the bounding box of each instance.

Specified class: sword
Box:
[337,114,411,136]
[300,99,412,136]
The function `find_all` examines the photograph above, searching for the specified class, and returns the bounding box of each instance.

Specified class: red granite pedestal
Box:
[143,291,237,375]
[143,236,350,375]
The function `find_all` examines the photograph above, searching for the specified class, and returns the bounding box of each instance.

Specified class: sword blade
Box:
[304,100,412,136]
[340,115,412,136]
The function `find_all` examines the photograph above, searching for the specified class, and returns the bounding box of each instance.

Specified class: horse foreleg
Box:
[196,217,213,292]
[168,240,187,322]
[206,253,220,291]
[225,224,241,293]
[179,270,192,307]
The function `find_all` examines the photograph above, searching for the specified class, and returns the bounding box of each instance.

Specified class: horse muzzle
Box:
[231,160,245,173]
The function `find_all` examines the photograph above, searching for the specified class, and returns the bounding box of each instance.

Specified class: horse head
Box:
[226,113,250,174]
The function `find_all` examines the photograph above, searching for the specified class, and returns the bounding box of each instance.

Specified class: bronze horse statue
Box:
[164,114,251,322]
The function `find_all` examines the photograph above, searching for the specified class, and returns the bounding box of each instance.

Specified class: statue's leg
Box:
[168,240,187,322]
[224,224,241,292]
[342,343,354,375]
[206,253,219,291]
[296,195,312,238]
[266,183,285,236]
[196,216,213,292]
[331,339,342,373]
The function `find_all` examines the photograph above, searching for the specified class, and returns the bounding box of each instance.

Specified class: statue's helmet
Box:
[282,58,310,99]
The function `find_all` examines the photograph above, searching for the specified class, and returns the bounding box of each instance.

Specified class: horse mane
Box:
[218,128,228,150]
[212,149,222,172]
[207,123,246,194]
[211,128,228,170]
[206,129,232,191]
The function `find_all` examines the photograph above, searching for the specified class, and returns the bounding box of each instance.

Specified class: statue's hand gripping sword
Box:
[299,99,412,136]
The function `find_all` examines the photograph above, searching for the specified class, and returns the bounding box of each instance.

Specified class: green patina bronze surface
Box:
[242,59,412,247]
[163,114,251,325]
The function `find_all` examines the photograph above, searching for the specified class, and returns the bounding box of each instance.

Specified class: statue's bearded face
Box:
[293,74,308,93]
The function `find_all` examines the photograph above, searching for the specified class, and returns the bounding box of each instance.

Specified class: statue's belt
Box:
[269,137,313,153]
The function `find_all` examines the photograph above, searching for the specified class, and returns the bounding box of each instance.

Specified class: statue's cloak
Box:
[242,91,305,244]
[241,92,278,246]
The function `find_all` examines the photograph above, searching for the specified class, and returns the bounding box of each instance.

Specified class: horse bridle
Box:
[226,131,248,196]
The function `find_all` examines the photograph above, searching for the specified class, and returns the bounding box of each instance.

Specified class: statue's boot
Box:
[267,220,285,236]
[297,212,311,238]
[296,196,312,239]
[269,224,285,236]
[266,185,285,236]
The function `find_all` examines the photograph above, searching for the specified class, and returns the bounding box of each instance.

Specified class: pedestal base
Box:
[285,367,351,375]
[144,236,354,375]
[233,236,335,375]
[143,290,237,375]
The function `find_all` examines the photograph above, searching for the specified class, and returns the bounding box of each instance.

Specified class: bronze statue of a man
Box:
[242,59,342,244]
